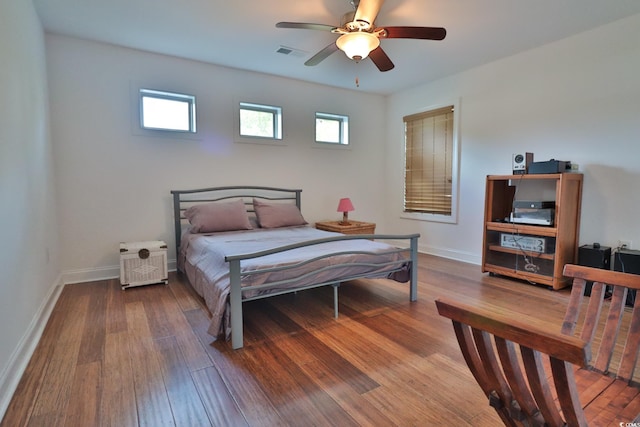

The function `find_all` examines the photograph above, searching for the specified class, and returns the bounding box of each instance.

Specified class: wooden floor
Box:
[1,254,574,426]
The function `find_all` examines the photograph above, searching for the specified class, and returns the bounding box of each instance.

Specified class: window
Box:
[315,112,349,145]
[239,102,282,139]
[403,104,458,222]
[139,89,196,133]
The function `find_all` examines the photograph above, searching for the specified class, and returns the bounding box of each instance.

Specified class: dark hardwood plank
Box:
[410,352,500,424]
[135,284,176,338]
[191,367,249,427]
[276,328,380,394]
[125,301,175,427]
[354,311,435,357]
[64,361,102,427]
[184,308,284,426]
[262,288,344,332]
[241,298,305,344]
[101,331,138,427]
[154,336,211,426]
[77,281,107,364]
[362,353,494,426]
[169,272,206,312]
[105,278,128,334]
[240,343,359,426]
[144,283,212,372]
[27,294,90,427]
[294,359,396,426]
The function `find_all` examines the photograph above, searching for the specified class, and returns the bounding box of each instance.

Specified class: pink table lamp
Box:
[337,198,354,225]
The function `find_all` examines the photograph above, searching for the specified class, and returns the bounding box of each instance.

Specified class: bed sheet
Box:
[179,225,409,340]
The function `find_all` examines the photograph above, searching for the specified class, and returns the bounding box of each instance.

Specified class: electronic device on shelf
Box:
[512,152,533,174]
[500,234,551,253]
[528,159,571,174]
[513,201,555,209]
[509,200,555,226]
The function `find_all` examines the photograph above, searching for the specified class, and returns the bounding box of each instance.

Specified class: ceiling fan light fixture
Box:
[336,31,380,61]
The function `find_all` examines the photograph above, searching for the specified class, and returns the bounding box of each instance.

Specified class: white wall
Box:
[0,0,61,416]
[385,14,640,264]
[47,14,640,280]
[45,35,388,282]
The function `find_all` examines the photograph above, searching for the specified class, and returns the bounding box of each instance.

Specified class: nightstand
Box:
[315,220,376,235]
[119,240,169,290]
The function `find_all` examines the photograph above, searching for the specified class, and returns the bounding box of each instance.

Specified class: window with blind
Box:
[403,104,458,222]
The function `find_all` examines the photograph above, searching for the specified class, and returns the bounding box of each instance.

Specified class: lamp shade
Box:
[337,198,354,213]
[336,32,380,61]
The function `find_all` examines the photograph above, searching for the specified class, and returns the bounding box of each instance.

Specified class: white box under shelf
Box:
[120,240,168,289]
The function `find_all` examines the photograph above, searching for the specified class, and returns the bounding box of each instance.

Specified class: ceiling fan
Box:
[276,0,446,72]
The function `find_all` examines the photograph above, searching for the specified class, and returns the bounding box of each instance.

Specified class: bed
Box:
[171,186,420,349]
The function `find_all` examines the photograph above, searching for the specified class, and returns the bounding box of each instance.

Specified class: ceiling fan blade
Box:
[354,0,385,27]
[383,26,446,40]
[304,43,339,66]
[276,22,336,32]
[369,46,394,72]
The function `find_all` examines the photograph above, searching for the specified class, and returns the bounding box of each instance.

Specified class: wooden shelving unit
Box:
[481,173,583,290]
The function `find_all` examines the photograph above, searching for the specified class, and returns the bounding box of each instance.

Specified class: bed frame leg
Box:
[410,236,418,302]
[332,284,340,318]
[229,260,244,349]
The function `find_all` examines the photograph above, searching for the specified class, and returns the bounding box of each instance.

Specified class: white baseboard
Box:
[62,265,120,284]
[0,274,63,420]
[62,260,178,284]
[385,239,481,266]
[423,246,481,265]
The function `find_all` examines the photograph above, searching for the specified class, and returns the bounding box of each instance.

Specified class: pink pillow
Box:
[184,199,252,233]
[253,198,308,228]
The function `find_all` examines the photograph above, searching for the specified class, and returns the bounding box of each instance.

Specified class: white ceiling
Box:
[34,0,640,95]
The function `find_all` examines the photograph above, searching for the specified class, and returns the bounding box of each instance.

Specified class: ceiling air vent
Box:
[276,46,307,58]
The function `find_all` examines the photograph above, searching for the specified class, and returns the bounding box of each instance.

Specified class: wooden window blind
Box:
[404,105,454,215]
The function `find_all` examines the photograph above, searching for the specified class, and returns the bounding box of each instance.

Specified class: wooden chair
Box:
[436,264,640,426]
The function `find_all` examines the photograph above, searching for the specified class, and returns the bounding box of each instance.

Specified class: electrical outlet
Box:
[618,240,632,250]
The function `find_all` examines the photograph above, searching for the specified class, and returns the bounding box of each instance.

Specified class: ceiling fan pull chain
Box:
[356,76,359,87]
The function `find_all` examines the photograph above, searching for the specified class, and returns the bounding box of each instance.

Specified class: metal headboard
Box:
[170,186,302,258]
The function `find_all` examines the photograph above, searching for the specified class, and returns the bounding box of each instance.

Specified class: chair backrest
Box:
[435,264,640,426]
[561,264,640,384]
[436,296,590,426]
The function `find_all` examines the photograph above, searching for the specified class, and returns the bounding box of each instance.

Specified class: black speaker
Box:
[578,244,611,296]
[614,249,640,306]
[614,249,640,274]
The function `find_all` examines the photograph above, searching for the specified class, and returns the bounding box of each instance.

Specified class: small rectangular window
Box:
[315,112,349,145]
[140,89,196,133]
[239,102,282,139]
